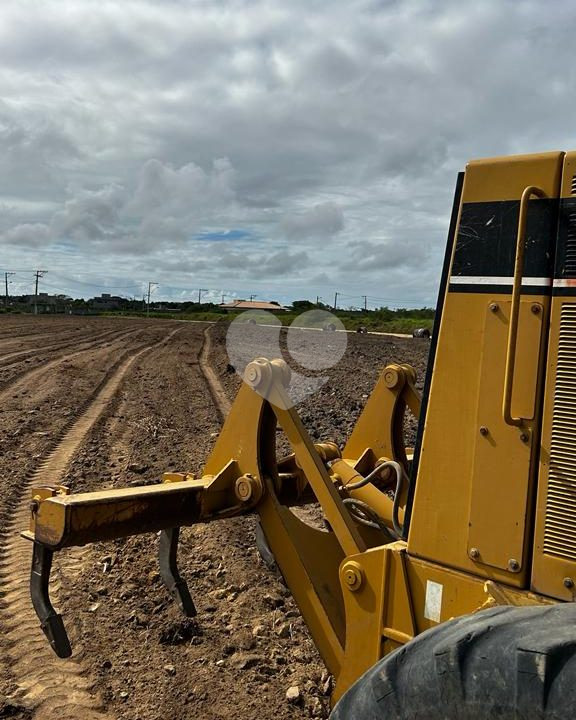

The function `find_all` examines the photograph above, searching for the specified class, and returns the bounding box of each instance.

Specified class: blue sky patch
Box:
[194,229,254,242]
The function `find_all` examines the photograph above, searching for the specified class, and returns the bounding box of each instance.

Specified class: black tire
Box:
[331,603,576,720]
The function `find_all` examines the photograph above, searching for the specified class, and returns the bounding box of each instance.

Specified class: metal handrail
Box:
[502,185,547,427]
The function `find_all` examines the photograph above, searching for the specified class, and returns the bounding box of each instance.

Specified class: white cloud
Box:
[1,0,576,305]
[129,158,236,219]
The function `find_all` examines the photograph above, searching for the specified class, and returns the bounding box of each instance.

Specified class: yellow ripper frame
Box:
[23,356,422,701]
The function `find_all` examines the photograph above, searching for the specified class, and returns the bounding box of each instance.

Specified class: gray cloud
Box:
[3,222,51,247]
[345,238,429,272]
[281,202,344,241]
[51,184,126,242]
[1,0,576,306]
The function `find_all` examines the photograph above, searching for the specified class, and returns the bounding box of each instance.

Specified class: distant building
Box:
[219,300,289,312]
[89,293,125,311]
[20,293,72,313]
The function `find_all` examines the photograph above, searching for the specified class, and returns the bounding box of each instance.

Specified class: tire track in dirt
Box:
[200,326,231,420]
[49,323,335,720]
[0,325,183,720]
[0,326,151,397]
[0,325,141,367]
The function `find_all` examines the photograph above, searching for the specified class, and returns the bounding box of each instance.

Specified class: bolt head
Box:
[508,559,520,572]
[564,577,574,589]
[245,361,264,388]
[341,561,364,592]
[469,547,480,561]
[234,474,262,504]
[383,368,399,389]
[531,304,541,315]
[479,426,489,437]
[489,303,499,313]
[236,479,252,501]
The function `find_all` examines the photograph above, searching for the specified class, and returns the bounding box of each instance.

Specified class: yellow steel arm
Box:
[23,358,421,697]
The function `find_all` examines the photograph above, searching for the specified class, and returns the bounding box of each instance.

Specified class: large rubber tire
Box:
[331,603,576,719]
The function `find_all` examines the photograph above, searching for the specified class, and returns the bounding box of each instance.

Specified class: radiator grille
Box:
[544,303,576,560]
[571,174,576,194]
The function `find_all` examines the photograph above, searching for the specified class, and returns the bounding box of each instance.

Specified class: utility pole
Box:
[333,292,339,310]
[249,294,257,302]
[316,295,322,307]
[362,295,368,311]
[198,288,208,304]
[147,282,158,317]
[4,272,14,308]
[34,270,47,315]
[221,293,226,304]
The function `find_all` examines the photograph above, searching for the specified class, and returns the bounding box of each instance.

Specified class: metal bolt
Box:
[383,368,400,389]
[235,474,262,504]
[489,303,499,313]
[341,561,364,592]
[479,426,489,437]
[564,577,574,589]
[520,432,530,443]
[246,366,258,383]
[531,304,541,315]
[508,559,520,572]
[469,547,480,560]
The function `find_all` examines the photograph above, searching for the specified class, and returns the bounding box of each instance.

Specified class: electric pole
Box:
[362,295,368,311]
[34,270,47,315]
[249,294,257,302]
[198,288,208,305]
[4,272,14,308]
[333,292,339,310]
[221,293,226,304]
[147,282,158,317]
[316,295,322,307]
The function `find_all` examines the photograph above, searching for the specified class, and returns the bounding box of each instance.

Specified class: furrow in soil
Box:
[0,325,183,720]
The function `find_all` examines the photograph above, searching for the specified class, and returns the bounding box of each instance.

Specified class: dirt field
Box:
[0,315,429,720]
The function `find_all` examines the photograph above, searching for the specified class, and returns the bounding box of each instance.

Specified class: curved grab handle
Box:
[502,185,547,427]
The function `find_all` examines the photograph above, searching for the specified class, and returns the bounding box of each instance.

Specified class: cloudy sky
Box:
[1,0,575,309]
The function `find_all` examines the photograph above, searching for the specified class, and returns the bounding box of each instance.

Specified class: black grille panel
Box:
[544,303,576,560]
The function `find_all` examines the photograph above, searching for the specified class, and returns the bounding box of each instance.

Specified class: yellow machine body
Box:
[23,151,576,705]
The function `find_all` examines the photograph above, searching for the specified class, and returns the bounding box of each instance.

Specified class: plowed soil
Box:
[0,316,429,720]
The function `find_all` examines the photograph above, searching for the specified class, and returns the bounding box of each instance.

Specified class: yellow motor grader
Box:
[24,151,576,718]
